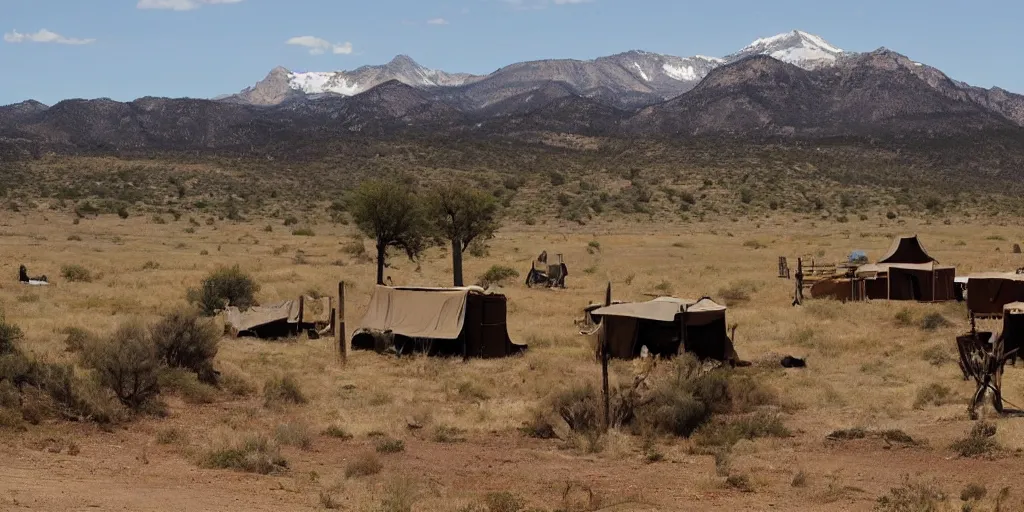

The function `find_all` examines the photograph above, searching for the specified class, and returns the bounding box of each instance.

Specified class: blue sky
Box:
[1,0,1020,105]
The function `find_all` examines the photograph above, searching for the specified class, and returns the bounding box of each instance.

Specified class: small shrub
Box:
[151,215,167,225]
[61,264,93,283]
[67,234,83,242]
[467,239,489,258]
[886,211,898,220]
[264,375,306,406]
[478,265,520,287]
[263,225,273,232]
[201,436,287,474]
[60,327,94,353]
[485,492,525,512]
[726,474,754,492]
[82,320,160,411]
[960,483,987,502]
[587,240,601,254]
[187,265,260,315]
[322,425,353,440]
[319,491,341,509]
[827,427,867,440]
[913,383,957,409]
[742,240,766,250]
[184,227,196,234]
[274,422,313,450]
[117,206,129,219]
[894,309,914,327]
[738,187,754,204]
[950,422,999,458]
[141,261,160,270]
[792,470,808,488]
[292,228,315,237]
[583,265,598,275]
[375,437,405,454]
[283,216,299,226]
[158,368,218,404]
[920,313,951,331]
[380,477,417,512]
[0,316,25,355]
[875,478,947,512]
[345,452,383,478]
[433,425,466,443]
[693,411,790,448]
[219,368,256,397]
[150,308,219,382]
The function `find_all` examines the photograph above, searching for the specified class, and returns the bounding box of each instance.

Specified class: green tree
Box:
[350,180,431,285]
[427,184,501,287]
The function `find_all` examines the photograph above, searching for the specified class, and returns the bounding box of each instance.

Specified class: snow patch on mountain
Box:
[633,62,650,82]
[289,72,363,96]
[731,29,845,69]
[662,63,698,81]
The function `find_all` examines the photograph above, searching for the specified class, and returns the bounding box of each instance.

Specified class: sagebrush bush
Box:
[375,437,405,454]
[950,422,999,458]
[150,308,219,383]
[478,265,520,287]
[83,320,160,411]
[717,280,759,306]
[920,312,951,331]
[61,264,93,283]
[187,265,260,315]
[345,452,383,478]
[913,383,956,409]
[202,436,287,474]
[0,315,24,355]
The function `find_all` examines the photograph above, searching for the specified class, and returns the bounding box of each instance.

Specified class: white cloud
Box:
[137,0,242,11]
[427,18,449,25]
[3,29,95,45]
[287,36,353,56]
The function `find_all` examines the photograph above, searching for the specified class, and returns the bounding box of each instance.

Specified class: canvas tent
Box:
[853,262,956,302]
[589,297,736,362]
[966,273,1024,316]
[351,286,525,359]
[877,235,938,265]
[223,296,333,338]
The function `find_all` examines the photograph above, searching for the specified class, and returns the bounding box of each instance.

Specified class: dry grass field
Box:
[2,210,1024,511]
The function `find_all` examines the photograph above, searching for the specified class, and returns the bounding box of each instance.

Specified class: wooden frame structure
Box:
[957,330,1017,418]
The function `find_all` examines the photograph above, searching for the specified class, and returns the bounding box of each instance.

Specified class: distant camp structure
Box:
[788,235,957,303]
[587,295,741,365]
[351,285,526,359]
[18,265,48,286]
[525,251,568,289]
[223,295,334,339]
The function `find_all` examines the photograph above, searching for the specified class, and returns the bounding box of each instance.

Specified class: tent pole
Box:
[602,281,611,432]
[297,295,304,336]
[337,281,347,364]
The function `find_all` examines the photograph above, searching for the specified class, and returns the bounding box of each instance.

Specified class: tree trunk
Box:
[452,239,464,287]
[376,243,386,285]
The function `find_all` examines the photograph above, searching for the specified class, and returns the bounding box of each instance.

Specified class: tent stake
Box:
[337,281,347,364]
[602,281,611,432]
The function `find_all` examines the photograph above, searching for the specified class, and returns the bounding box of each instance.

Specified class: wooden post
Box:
[296,295,304,337]
[601,281,611,432]
[337,281,347,363]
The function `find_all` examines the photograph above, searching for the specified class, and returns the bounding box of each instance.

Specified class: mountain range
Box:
[2,30,1023,154]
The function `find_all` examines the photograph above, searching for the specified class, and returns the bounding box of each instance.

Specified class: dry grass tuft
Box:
[950,422,1000,458]
[201,435,288,475]
[375,437,405,454]
[263,375,307,407]
[345,452,382,478]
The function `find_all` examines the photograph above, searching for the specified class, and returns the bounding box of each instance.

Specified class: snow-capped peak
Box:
[283,55,479,97]
[731,30,845,69]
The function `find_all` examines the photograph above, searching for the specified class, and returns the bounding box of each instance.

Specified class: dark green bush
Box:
[187,265,260,315]
[82,320,160,411]
[150,308,219,383]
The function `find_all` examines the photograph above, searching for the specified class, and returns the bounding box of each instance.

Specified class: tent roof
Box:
[856,262,953,276]
[965,272,1024,281]
[877,235,938,264]
[357,286,484,340]
[1005,302,1024,314]
[590,297,726,323]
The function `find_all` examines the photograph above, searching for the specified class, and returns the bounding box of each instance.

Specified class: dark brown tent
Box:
[877,235,937,264]
[966,273,1024,316]
[589,297,735,362]
[854,263,956,302]
[351,286,525,358]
